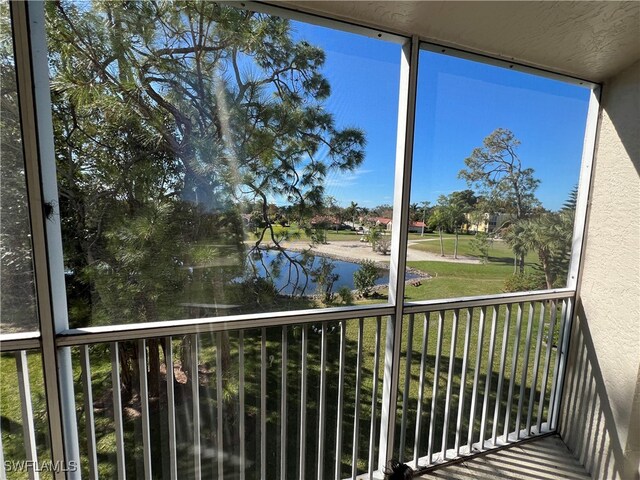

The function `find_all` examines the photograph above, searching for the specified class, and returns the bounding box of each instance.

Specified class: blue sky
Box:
[290,21,591,212]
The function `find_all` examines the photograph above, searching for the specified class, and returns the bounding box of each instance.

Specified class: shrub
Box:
[353,260,382,297]
[503,271,546,293]
[337,286,354,305]
[374,235,391,255]
[469,232,491,264]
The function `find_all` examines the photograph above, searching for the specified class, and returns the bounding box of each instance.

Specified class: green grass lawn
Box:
[249,224,362,243]
[408,234,531,265]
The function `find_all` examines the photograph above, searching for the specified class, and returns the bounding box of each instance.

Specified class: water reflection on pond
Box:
[243,248,419,295]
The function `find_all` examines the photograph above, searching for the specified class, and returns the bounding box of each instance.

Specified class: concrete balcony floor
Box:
[417,435,590,480]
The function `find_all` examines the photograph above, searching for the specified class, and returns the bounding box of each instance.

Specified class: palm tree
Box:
[347,201,359,227]
[502,221,530,273]
[505,214,569,288]
[428,207,448,256]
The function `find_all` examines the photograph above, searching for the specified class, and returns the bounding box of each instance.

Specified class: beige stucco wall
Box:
[560,60,640,479]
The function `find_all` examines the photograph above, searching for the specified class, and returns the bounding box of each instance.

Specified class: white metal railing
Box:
[397,290,574,474]
[0,288,575,479]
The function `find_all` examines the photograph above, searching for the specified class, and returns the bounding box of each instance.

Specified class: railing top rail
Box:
[55,303,395,347]
[403,288,575,314]
[0,331,41,352]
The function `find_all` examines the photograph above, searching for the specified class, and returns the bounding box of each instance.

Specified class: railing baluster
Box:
[427,311,444,464]
[537,300,557,434]
[479,306,499,449]
[334,320,346,480]
[281,326,288,480]
[215,333,224,478]
[516,303,535,440]
[550,298,571,430]
[441,309,459,459]
[0,421,6,480]
[80,345,98,479]
[351,318,364,479]
[413,313,430,466]
[299,324,308,480]
[503,303,524,442]
[399,314,414,462]
[317,323,327,480]
[492,305,511,446]
[191,334,202,480]
[467,306,486,452]
[16,350,39,480]
[138,339,152,479]
[368,316,382,477]
[527,302,546,436]
[261,328,267,480]
[111,342,126,480]
[239,331,246,480]
[164,337,178,480]
[548,299,569,427]
[455,308,473,456]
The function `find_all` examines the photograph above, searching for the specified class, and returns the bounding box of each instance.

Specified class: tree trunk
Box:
[118,342,139,401]
[147,339,161,398]
[540,253,554,289]
[518,252,526,273]
[454,230,459,259]
[439,228,444,256]
[513,254,518,274]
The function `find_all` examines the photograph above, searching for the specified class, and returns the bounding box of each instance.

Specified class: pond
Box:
[244,249,420,295]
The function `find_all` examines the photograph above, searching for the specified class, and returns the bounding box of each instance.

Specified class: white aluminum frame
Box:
[0,1,604,479]
[9,3,79,478]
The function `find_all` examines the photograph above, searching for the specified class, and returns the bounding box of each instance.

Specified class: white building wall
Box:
[559,60,640,480]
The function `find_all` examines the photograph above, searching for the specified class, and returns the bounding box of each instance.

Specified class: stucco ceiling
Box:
[268,1,640,82]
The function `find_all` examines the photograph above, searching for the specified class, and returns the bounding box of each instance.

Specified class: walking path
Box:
[280,239,480,265]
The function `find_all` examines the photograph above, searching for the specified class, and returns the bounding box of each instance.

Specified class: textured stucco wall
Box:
[560,60,640,479]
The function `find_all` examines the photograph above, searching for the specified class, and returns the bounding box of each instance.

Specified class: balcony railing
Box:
[0,288,575,479]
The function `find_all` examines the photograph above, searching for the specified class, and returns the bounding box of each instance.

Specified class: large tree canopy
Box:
[44,1,366,326]
[459,128,540,220]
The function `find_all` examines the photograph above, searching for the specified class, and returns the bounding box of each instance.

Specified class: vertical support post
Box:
[566,87,602,290]
[10,3,80,477]
[555,86,600,433]
[378,33,420,472]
